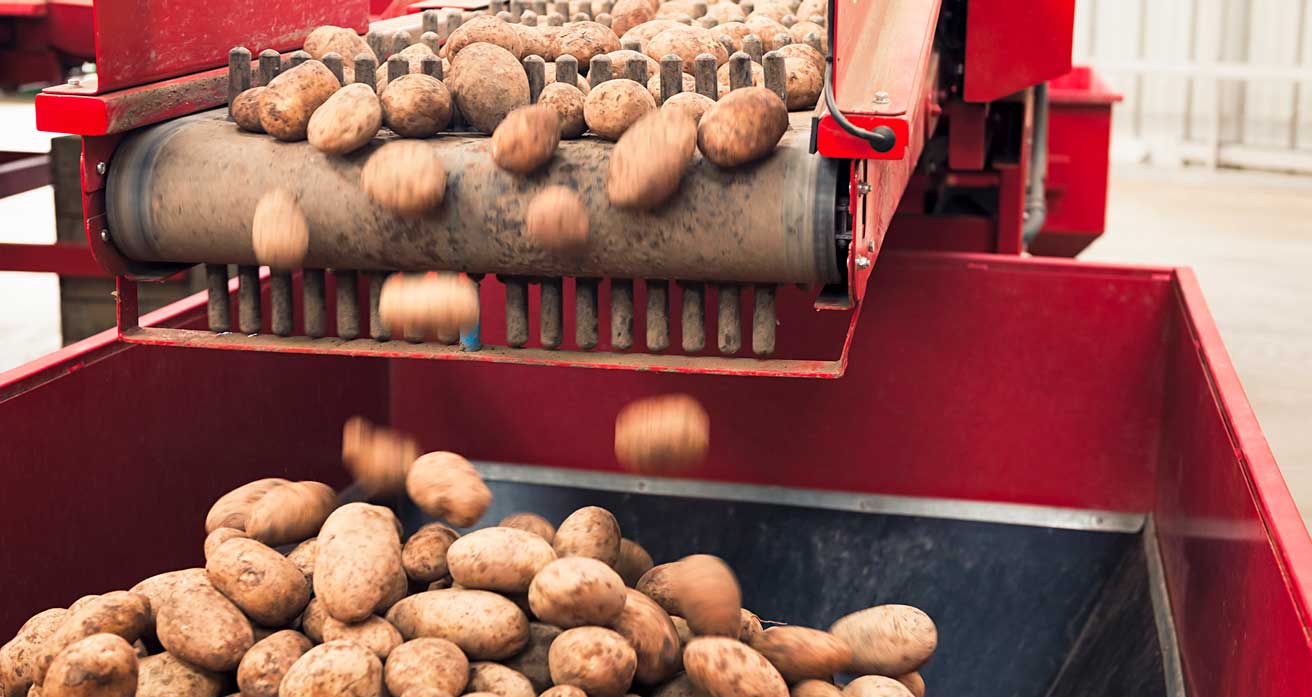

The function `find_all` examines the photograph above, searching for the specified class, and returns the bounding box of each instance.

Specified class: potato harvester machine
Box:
[3,0,1311,695]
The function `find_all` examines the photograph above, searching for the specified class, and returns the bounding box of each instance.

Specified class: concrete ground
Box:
[1,95,1309,523]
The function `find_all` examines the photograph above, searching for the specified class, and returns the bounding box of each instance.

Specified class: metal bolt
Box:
[99,229,110,243]
[857,182,871,195]
[855,257,871,269]
[95,162,106,175]
[68,77,82,87]
[873,90,890,105]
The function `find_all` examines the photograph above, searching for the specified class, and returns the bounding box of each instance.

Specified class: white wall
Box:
[1074,0,1312,172]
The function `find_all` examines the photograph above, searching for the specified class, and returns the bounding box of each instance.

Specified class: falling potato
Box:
[614,393,709,473]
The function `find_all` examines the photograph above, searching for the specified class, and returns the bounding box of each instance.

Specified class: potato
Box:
[705,2,746,23]
[447,527,556,593]
[248,480,336,547]
[235,630,312,697]
[157,583,253,672]
[525,185,590,253]
[611,589,681,684]
[304,26,375,63]
[308,83,381,154]
[583,78,655,140]
[670,616,693,646]
[374,43,441,94]
[0,608,66,697]
[615,538,654,587]
[654,673,708,697]
[516,24,557,60]
[614,393,709,472]
[553,22,621,68]
[469,662,535,697]
[712,22,752,52]
[646,72,696,103]
[548,627,636,697]
[442,15,524,59]
[448,42,530,134]
[314,502,404,623]
[322,615,403,659]
[257,60,339,141]
[842,676,914,697]
[385,638,469,697]
[380,74,453,138]
[230,87,267,132]
[791,680,843,697]
[645,26,728,72]
[206,478,287,533]
[498,513,556,543]
[279,641,383,697]
[635,562,682,615]
[544,62,591,94]
[611,0,656,36]
[250,187,309,269]
[607,109,695,210]
[34,592,149,685]
[671,555,740,637]
[207,537,311,626]
[402,522,461,583]
[537,83,587,139]
[697,86,787,167]
[542,687,587,697]
[796,0,827,20]
[137,651,222,697]
[552,506,621,565]
[684,638,787,697]
[342,416,418,496]
[777,43,823,73]
[503,623,560,693]
[660,91,715,124]
[788,21,824,47]
[716,59,764,97]
[749,627,850,684]
[739,609,764,643]
[607,49,660,77]
[528,557,626,627]
[286,537,319,584]
[895,673,923,697]
[360,141,447,217]
[829,605,936,677]
[299,598,328,643]
[130,569,209,629]
[380,566,410,614]
[203,527,247,560]
[385,589,528,660]
[783,56,821,110]
[745,15,787,41]
[381,272,481,337]
[492,104,561,174]
[41,634,136,697]
[620,19,681,49]
[406,451,492,527]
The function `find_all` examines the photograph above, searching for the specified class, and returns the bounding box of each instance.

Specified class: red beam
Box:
[0,242,109,277]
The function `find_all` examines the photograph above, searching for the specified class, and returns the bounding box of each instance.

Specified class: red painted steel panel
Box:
[1155,270,1312,696]
[0,242,110,277]
[964,0,1075,103]
[390,253,1172,513]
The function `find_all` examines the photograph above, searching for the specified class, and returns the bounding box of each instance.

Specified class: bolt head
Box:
[857,182,872,195]
[855,256,871,269]
[95,161,107,175]
[99,229,110,243]
[873,90,890,104]
[68,77,82,87]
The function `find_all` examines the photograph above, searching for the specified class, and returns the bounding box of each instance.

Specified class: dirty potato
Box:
[777,42,823,73]
[380,272,481,337]
[235,630,312,697]
[492,104,562,174]
[402,522,461,584]
[829,605,937,677]
[607,49,660,78]
[207,537,311,626]
[516,24,556,60]
[304,26,375,63]
[614,393,709,473]
[528,557,627,627]
[386,589,528,660]
[739,609,764,644]
[245,480,335,547]
[525,186,590,254]
[447,527,557,593]
[783,55,821,110]
[469,662,535,697]
[684,637,788,697]
[130,569,208,628]
[660,91,715,124]
[137,651,223,697]
[41,634,137,697]
[360,141,447,217]
[34,591,149,685]
[322,615,403,659]
[697,86,787,167]
[538,82,587,139]
[381,74,453,137]
[716,59,764,95]
[608,109,696,210]
[654,673,708,697]
[206,478,287,533]
[342,415,419,497]
[750,626,851,684]
[308,82,382,154]
[203,528,248,560]
[384,637,469,697]
[706,1,746,23]
[449,42,530,134]
[646,72,697,103]
[611,0,656,36]
[0,608,66,697]
[621,20,682,50]
[635,562,682,616]
[645,25,728,72]
[611,589,681,684]
[499,513,556,543]
[442,15,524,59]
[671,555,740,637]
[374,43,442,93]
[258,60,339,141]
[406,451,492,527]
[251,188,309,269]
[584,77,656,140]
[279,641,383,697]
[157,583,253,672]
[230,87,267,132]
[788,21,825,48]
[792,680,843,697]
[299,598,328,643]
[503,623,561,693]
[615,538,654,587]
[553,22,621,68]
[542,687,587,697]
[549,627,636,697]
[544,62,592,94]
[314,502,404,623]
[895,673,924,697]
[843,676,914,697]
[552,506,622,565]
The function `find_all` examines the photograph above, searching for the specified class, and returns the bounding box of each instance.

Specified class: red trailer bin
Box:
[1,251,1308,696]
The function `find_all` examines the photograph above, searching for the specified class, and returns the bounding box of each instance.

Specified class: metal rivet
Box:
[873,90,890,105]
[95,161,106,175]
[857,182,871,195]
[68,77,82,87]
[855,257,871,269]
[99,229,110,243]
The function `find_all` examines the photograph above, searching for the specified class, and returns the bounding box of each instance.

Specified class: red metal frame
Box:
[963,0,1076,103]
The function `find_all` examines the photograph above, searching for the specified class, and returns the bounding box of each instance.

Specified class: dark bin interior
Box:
[389,473,1171,697]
